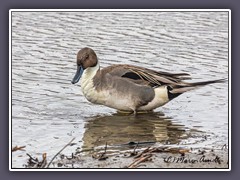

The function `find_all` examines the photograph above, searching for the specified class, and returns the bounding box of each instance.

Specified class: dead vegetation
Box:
[12,140,228,168]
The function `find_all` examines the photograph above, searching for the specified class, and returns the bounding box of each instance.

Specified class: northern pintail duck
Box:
[72,47,224,114]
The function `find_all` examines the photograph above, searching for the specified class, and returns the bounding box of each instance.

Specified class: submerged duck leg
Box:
[132,108,139,116]
[133,110,137,116]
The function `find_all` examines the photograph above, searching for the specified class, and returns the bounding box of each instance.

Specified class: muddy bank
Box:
[22,143,228,169]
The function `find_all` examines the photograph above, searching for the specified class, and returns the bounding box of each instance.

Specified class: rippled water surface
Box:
[11,11,229,168]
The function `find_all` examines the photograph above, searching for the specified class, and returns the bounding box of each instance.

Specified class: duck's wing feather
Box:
[102,64,191,87]
[99,64,225,101]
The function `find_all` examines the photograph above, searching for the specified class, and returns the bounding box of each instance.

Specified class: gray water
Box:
[11,11,229,168]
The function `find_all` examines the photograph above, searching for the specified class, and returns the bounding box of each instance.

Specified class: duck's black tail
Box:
[167,78,226,99]
[186,78,226,87]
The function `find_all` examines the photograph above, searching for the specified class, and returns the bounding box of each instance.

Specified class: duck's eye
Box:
[85,54,89,59]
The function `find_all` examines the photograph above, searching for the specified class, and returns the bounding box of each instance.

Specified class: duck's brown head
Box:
[71,47,98,84]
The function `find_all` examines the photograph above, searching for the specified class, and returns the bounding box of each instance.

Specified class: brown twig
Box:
[134,146,151,159]
[12,146,26,152]
[46,137,76,168]
[98,142,108,160]
[26,153,38,162]
[104,142,107,153]
[92,142,109,160]
[127,154,152,168]
[132,142,139,154]
[126,146,154,168]
[40,153,47,168]
[125,142,139,157]
[26,153,47,168]
[126,146,190,168]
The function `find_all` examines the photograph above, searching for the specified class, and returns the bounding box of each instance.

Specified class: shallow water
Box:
[11,11,229,168]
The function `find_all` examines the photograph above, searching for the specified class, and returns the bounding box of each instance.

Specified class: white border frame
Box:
[9,9,231,171]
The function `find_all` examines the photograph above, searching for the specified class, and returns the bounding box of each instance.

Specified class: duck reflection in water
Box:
[81,112,188,153]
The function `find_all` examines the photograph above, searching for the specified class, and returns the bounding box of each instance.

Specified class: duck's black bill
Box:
[71,65,84,84]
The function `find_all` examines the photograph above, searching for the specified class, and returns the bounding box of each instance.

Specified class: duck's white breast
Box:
[80,64,107,104]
